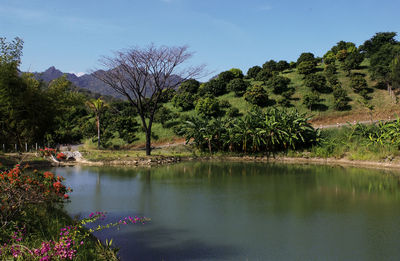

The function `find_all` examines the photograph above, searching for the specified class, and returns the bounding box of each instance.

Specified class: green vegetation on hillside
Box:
[1,32,400,153]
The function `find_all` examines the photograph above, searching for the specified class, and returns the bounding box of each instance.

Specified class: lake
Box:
[54,162,400,260]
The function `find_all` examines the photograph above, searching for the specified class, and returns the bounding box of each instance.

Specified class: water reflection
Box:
[55,162,400,260]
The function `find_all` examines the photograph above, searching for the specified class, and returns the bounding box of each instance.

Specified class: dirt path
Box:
[313,118,392,129]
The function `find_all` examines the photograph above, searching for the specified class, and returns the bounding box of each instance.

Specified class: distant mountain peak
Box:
[33,66,124,99]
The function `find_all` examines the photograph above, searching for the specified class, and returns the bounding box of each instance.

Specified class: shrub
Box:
[0,165,70,231]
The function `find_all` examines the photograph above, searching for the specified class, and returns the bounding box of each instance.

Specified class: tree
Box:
[323,51,336,64]
[86,98,107,148]
[94,44,204,155]
[172,91,198,111]
[325,64,339,87]
[262,60,277,72]
[360,32,398,58]
[227,78,249,97]
[297,61,316,76]
[244,84,269,107]
[0,37,25,145]
[106,101,140,144]
[324,63,337,76]
[303,92,320,110]
[279,87,295,107]
[336,49,348,62]
[46,76,87,145]
[255,68,272,82]
[218,70,235,84]
[304,73,328,93]
[173,79,200,111]
[276,60,290,72]
[0,37,23,65]
[229,68,244,79]
[391,55,400,89]
[247,65,262,79]
[178,79,200,94]
[350,74,368,93]
[332,85,350,111]
[330,41,356,55]
[199,78,227,96]
[266,75,291,94]
[296,52,316,65]
[369,43,400,91]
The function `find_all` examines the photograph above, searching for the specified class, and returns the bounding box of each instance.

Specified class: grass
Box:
[304,126,400,161]
[0,152,49,167]
[80,144,195,162]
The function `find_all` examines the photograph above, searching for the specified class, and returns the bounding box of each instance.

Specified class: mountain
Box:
[34,67,183,99]
[34,67,125,99]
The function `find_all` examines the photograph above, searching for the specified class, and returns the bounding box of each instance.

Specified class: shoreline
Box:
[66,154,400,173]
[3,153,400,173]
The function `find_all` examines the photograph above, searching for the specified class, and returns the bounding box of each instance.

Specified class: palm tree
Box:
[86,98,107,149]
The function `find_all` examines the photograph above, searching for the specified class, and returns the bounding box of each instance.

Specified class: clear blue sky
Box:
[1,0,399,78]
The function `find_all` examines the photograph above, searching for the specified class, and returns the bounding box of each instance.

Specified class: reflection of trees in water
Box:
[75,162,400,218]
[144,162,400,216]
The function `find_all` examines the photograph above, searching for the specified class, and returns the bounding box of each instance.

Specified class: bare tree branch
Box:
[92,44,205,155]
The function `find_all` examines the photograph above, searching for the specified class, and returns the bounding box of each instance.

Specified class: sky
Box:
[1,0,399,79]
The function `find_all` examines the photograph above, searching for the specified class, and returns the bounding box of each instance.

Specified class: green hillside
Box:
[133,59,399,145]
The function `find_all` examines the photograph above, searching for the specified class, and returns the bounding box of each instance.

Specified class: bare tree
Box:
[94,44,205,155]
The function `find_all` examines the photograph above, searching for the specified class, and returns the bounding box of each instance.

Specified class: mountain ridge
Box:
[33,67,125,99]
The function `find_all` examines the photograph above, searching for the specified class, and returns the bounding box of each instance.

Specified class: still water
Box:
[54,162,400,260]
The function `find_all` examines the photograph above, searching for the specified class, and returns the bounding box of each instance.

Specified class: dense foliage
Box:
[0,38,141,149]
[179,107,320,154]
[2,31,400,152]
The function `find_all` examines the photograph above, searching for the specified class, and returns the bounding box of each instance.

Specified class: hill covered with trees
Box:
[1,32,400,153]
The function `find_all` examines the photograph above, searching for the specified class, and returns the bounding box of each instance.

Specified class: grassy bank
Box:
[79,120,400,168]
[302,124,400,161]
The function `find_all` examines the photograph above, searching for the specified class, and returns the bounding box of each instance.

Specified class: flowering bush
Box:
[0,166,149,260]
[0,165,70,231]
[56,153,67,161]
[38,147,57,157]
[0,212,148,260]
